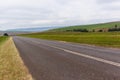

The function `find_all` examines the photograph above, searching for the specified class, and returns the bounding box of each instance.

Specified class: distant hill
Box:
[50,21,120,32]
[0,31,3,36]
[0,27,61,36]
[7,27,60,32]
[0,31,30,36]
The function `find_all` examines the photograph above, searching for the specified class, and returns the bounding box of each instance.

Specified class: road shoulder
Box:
[0,37,33,80]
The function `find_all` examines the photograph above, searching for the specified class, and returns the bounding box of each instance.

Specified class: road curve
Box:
[13,36,120,80]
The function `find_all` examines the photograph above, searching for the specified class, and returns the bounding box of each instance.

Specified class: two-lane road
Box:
[13,36,120,80]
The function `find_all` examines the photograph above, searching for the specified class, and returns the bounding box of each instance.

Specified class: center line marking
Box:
[32,40,120,68]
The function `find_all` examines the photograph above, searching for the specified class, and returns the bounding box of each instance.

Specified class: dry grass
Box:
[0,37,33,80]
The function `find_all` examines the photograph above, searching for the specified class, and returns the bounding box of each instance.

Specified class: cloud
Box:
[96,0,119,4]
[0,0,119,30]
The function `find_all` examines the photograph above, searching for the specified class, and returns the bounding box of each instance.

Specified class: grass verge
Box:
[0,37,33,80]
[0,36,8,45]
[20,32,120,48]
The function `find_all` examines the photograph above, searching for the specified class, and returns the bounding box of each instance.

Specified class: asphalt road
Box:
[13,36,120,80]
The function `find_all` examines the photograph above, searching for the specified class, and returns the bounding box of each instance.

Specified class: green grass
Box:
[0,36,9,45]
[50,21,120,31]
[21,32,120,48]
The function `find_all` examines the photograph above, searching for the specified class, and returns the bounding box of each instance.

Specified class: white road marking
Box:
[58,41,67,43]
[31,40,120,67]
[58,41,113,53]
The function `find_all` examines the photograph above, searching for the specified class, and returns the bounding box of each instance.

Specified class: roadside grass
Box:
[0,37,33,80]
[0,36,8,45]
[20,32,120,48]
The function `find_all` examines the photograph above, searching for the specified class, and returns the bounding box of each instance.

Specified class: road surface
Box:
[13,36,120,80]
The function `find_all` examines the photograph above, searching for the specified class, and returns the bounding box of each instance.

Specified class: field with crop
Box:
[50,21,120,32]
[21,32,120,48]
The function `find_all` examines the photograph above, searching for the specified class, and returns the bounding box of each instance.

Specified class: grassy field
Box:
[0,36,8,45]
[50,21,120,32]
[0,37,33,80]
[21,32,120,48]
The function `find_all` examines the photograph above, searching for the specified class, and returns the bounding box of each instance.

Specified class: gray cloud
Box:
[96,0,119,4]
[0,0,120,30]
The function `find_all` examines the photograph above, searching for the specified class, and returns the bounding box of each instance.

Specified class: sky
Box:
[0,0,120,30]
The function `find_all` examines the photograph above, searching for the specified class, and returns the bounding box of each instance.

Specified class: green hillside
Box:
[20,21,120,48]
[50,21,120,32]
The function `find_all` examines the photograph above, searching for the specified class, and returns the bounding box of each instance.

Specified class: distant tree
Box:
[108,27,120,32]
[73,29,88,32]
[66,30,72,32]
[82,29,89,32]
[3,33,9,36]
[115,25,118,29]
[92,29,95,32]
[98,29,103,32]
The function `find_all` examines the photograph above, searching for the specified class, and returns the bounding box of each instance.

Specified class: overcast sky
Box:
[0,0,120,30]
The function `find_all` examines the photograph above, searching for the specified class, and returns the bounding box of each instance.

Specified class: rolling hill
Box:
[49,21,120,32]
[0,27,60,36]
[7,27,60,32]
[20,21,120,48]
[0,31,30,36]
